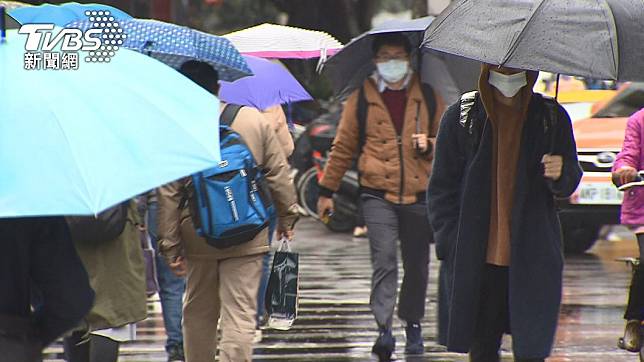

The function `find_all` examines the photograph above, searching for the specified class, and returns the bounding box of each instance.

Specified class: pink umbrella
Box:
[223,23,343,60]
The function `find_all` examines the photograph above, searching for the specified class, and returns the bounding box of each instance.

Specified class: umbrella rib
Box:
[38,92,96,214]
[421,0,466,47]
[500,0,548,66]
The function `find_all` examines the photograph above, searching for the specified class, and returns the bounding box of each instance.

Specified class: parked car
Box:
[558,83,644,253]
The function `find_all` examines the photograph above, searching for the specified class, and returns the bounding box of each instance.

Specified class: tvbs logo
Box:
[19,24,102,52]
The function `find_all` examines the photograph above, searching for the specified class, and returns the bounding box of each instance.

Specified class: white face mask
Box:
[376,59,409,84]
[488,70,527,98]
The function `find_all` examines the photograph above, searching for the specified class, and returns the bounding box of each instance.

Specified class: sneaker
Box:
[371,328,395,362]
[618,320,641,352]
[404,322,424,355]
[253,328,263,344]
[167,344,185,362]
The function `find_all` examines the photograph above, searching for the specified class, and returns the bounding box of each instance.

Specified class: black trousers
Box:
[0,217,94,347]
[624,233,644,320]
[64,331,119,362]
[469,264,544,362]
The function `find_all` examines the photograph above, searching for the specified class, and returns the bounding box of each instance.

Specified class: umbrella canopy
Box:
[219,55,312,111]
[10,2,131,26]
[0,29,222,217]
[423,0,644,82]
[323,16,479,104]
[223,23,343,60]
[71,18,252,82]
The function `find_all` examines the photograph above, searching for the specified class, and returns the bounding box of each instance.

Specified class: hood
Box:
[478,64,539,124]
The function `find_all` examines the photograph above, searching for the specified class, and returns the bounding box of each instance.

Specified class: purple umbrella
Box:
[219,55,312,111]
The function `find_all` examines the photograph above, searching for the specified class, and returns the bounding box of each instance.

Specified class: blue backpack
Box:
[190,105,274,249]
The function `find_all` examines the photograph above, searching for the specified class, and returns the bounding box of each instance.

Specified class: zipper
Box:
[397,135,404,203]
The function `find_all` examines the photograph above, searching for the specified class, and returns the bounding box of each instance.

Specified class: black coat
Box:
[427,94,582,358]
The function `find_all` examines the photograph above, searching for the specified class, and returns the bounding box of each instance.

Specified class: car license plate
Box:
[577,182,623,205]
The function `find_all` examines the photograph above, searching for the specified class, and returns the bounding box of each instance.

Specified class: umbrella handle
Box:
[550,74,560,154]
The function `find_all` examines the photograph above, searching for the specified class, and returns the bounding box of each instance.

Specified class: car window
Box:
[594,84,644,118]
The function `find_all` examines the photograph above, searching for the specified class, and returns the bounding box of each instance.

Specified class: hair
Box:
[372,33,412,55]
[178,60,220,94]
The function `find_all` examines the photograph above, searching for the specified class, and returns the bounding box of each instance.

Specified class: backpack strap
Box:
[420,83,437,134]
[459,91,478,134]
[220,104,243,127]
[356,85,368,155]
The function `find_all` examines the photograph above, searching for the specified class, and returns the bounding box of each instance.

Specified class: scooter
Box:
[292,108,360,233]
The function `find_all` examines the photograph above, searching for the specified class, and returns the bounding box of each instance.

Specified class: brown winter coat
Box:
[320,75,446,204]
[262,105,294,158]
[157,105,298,262]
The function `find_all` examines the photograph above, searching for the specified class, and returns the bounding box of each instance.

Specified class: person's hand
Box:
[542,154,563,181]
[615,166,639,185]
[412,134,429,153]
[317,196,334,220]
[168,256,187,277]
[277,228,294,241]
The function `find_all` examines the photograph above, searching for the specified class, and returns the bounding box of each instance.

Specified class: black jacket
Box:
[427,93,582,358]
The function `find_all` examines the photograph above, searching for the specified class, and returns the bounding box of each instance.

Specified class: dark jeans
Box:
[148,201,185,351]
[361,194,431,329]
[624,233,644,320]
[0,217,94,347]
[469,264,544,362]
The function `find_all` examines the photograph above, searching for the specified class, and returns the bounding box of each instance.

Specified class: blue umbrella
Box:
[9,2,131,26]
[219,55,312,111]
[0,29,222,217]
[70,18,252,82]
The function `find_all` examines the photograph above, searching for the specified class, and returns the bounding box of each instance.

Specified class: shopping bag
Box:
[138,225,159,297]
[264,238,299,330]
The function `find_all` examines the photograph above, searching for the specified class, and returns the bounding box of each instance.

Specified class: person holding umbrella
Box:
[317,33,446,360]
[611,108,644,354]
[427,64,582,361]
[423,1,644,360]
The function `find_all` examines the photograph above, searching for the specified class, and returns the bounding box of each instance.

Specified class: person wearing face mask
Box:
[317,33,446,361]
[427,64,582,362]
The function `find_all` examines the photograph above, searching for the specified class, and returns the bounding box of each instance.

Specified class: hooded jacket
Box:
[479,65,539,266]
[613,108,644,226]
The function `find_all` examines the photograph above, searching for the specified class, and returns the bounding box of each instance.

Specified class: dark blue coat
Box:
[427,94,582,358]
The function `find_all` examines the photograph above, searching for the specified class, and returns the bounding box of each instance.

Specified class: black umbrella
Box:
[423,0,644,81]
[323,17,479,104]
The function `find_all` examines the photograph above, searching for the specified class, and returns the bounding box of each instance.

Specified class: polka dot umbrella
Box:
[70,18,252,82]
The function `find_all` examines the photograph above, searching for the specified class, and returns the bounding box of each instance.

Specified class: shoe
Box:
[353,226,368,238]
[618,320,641,352]
[167,343,185,362]
[371,328,395,362]
[253,328,263,344]
[404,322,424,355]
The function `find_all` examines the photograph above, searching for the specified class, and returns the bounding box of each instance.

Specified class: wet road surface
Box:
[44,220,641,361]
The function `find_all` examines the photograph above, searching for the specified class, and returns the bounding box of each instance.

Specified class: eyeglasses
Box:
[374,55,408,62]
